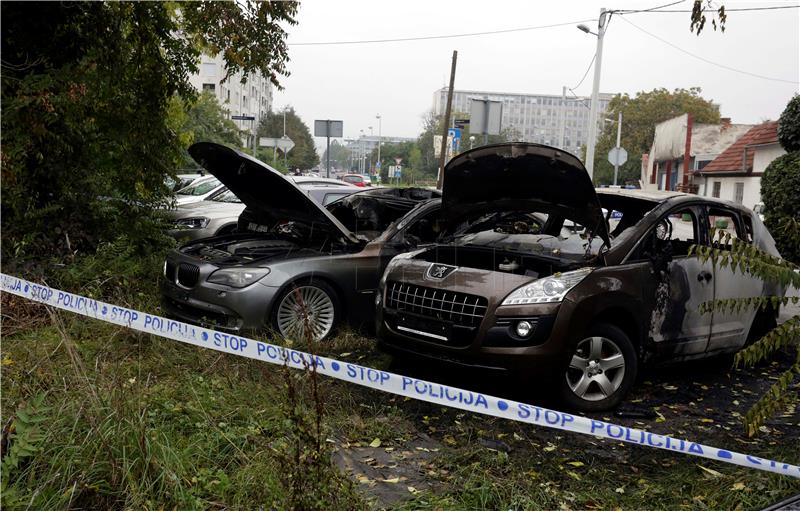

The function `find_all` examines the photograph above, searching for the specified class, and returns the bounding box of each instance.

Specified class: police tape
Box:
[1,272,798,478]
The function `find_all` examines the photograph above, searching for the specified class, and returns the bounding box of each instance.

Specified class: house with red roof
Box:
[694,121,784,210]
[642,114,754,194]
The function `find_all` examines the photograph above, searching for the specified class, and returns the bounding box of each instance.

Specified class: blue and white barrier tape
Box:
[1,272,798,478]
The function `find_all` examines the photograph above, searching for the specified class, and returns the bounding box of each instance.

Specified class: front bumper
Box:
[374,266,577,377]
[160,254,280,332]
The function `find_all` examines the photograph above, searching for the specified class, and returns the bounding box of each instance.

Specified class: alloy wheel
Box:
[565,336,626,402]
[276,285,335,342]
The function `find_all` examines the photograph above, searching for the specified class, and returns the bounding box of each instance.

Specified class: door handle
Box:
[697,271,712,282]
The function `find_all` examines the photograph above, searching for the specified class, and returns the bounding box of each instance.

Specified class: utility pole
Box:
[437,50,457,190]
[582,8,609,181]
[613,111,622,186]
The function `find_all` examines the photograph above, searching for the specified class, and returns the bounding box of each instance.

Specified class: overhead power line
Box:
[618,16,799,84]
[570,53,597,91]
[615,4,800,13]
[289,19,597,46]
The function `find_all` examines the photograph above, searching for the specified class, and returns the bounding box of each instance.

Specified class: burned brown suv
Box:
[376,143,781,411]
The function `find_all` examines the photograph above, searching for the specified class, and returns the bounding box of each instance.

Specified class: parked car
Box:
[167,184,360,241]
[342,174,371,187]
[166,172,206,192]
[174,176,225,206]
[292,175,354,187]
[376,143,782,412]
[160,142,441,341]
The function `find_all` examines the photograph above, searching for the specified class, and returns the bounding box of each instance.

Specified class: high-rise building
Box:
[188,53,273,148]
[432,87,614,158]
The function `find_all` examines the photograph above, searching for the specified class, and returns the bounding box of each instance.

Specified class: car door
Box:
[704,206,764,353]
[635,205,714,358]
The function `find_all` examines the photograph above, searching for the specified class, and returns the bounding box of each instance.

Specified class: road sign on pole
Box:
[470,99,502,145]
[608,147,628,166]
[314,120,344,178]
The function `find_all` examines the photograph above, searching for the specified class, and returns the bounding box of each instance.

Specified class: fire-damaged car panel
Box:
[376,143,782,412]
[162,142,442,342]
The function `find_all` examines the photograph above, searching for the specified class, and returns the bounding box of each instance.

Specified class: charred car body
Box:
[376,143,781,411]
[161,142,441,341]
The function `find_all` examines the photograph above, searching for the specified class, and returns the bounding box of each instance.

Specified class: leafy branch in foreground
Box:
[689,228,799,436]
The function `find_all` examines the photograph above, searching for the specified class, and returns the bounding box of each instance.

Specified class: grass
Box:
[2,253,799,509]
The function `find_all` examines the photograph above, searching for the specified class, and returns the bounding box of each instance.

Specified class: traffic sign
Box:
[232,115,256,121]
[608,147,628,166]
[259,136,295,152]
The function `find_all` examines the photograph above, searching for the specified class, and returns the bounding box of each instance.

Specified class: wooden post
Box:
[437,51,458,190]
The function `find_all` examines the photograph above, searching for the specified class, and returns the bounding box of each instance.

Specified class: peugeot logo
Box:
[427,263,457,280]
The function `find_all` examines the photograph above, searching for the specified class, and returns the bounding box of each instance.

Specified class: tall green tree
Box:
[592,87,720,186]
[257,107,319,171]
[320,140,352,171]
[175,91,243,169]
[1,1,297,262]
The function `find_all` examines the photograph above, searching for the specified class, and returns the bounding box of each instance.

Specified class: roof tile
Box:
[701,121,779,173]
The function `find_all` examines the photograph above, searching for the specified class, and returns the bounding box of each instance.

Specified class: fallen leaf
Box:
[382,477,400,484]
[700,418,714,423]
[731,482,746,491]
[698,465,723,478]
[615,486,625,494]
[566,471,581,481]
[369,438,381,448]
[407,486,419,494]
[339,352,351,357]
[544,444,557,452]
[567,461,585,467]
[443,435,457,446]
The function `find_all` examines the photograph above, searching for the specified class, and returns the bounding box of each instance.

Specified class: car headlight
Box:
[501,268,592,305]
[174,217,210,230]
[207,267,270,288]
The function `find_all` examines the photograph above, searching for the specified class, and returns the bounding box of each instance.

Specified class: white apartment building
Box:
[188,53,273,146]
[432,87,614,158]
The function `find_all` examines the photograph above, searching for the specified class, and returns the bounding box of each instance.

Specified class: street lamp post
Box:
[578,7,609,181]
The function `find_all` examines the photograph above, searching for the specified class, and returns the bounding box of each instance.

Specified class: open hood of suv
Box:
[442,143,609,246]
[188,142,359,244]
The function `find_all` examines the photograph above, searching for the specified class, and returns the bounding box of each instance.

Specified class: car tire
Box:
[271,279,341,343]
[557,323,638,412]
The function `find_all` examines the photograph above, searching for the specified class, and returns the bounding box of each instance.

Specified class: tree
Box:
[414,109,520,181]
[777,94,800,152]
[762,95,800,264]
[320,140,352,172]
[1,1,297,262]
[257,107,319,171]
[592,88,720,186]
[175,92,242,169]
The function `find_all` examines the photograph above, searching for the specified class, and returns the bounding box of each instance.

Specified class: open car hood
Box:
[442,143,609,246]
[188,142,359,244]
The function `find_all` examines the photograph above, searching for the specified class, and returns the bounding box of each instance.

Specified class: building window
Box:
[202,83,215,92]
[201,62,216,75]
[712,181,721,198]
[226,90,231,102]
[734,182,744,204]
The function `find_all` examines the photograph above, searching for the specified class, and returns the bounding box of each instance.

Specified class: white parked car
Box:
[174,176,224,206]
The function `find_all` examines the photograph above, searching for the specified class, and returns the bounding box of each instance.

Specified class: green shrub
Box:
[777,94,800,152]
[761,152,800,263]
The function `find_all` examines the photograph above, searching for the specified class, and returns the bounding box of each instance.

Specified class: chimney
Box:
[720,117,732,129]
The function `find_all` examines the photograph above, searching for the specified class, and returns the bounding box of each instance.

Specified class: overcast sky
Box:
[272,0,799,148]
